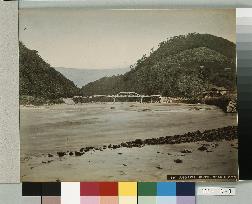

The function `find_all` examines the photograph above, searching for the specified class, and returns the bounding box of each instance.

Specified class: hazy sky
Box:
[19,8,236,69]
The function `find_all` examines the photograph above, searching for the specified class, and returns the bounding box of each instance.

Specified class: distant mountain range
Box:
[55,67,129,88]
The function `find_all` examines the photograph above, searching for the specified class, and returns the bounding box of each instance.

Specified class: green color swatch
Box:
[138,182,157,196]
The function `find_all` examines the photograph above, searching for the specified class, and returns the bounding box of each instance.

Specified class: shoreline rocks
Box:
[54,126,237,159]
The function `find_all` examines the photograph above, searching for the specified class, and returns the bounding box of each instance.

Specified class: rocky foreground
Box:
[54,126,237,159]
[21,126,238,181]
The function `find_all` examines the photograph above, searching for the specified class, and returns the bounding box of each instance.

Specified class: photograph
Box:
[19,4,238,181]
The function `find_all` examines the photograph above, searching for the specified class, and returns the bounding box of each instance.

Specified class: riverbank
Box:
[20,91,237,113]
[21,126,238,181]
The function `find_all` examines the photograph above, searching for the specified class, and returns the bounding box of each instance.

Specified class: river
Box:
[20,102,237,157]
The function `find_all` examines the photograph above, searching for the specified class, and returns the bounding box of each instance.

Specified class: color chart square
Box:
[81,196,100,204]
[156,196,176,204]
[119,196,137,204]
[138,196,156,204]
[176,183,195,196]
[157,182,176,196]
[177,196,195,204]
[100,182,118,196]
[22,183,42,196]
[138,182,157,196]
[100,196,119,204]
[80,182,100,196]
[42,183,61,196]
[21,196,41,204]
[61,182,80,204]
[118,182,137,196]
[42,196,61,204]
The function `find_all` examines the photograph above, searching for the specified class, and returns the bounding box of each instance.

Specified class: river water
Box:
[20,102,237,157]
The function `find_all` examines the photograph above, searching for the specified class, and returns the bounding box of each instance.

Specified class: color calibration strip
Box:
[22,182,195,204]
[236,8,252,180]
[138,182,195,204]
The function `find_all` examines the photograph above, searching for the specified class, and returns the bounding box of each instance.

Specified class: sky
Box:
[19,8,236,70]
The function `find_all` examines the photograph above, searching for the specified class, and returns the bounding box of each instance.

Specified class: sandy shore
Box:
[21,126,238,181]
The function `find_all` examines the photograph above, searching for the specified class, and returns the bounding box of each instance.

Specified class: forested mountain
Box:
[81,33,236,98]
[19,42,79,99]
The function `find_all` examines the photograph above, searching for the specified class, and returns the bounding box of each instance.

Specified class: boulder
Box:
[226,100,237,113]
[174,159,183,163]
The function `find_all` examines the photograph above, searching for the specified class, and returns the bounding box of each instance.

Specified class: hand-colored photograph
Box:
[19,2,238,181]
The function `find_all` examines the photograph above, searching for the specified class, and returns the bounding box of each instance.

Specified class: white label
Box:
[197,187,236,196]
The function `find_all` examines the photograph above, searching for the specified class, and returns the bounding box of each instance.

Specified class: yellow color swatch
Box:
[119,196,137,204]
[119,182,137,196]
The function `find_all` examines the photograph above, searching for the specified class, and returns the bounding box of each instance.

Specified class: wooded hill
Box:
[81,33,236,98]
[19,42,79,100]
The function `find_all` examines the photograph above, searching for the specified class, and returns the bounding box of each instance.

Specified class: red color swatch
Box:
[99,182,118,196]
[80,182,100,196]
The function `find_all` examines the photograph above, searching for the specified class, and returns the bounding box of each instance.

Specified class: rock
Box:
[57,152,66,157]
[174,159,183,163]
[134,139,143,145]
[110,107,115,109]
[156,166,163,169]
[123,164,127,166]
[226,100,237,113]
[170,140,176,144]
[181,149,192,153]
[75,151,83,156]
[121,143,127,147]
[192,107,201,111]
[69,152,74,156]
[112,145,120,149]
[80,148,85,152]
[198,146,208,151]
[118,153,122,155]
[48,154,53,157]
[86,146,94,151]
